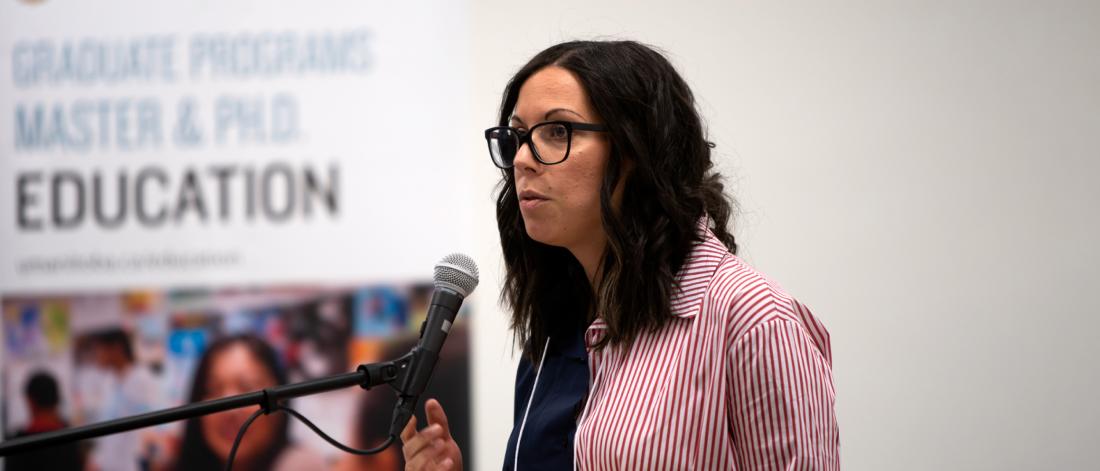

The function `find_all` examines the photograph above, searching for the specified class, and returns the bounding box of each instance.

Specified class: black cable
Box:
[223,403,395,471]
[225,407,265,471]
[277,405,395,455]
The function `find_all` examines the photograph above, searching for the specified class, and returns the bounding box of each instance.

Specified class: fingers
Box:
[403,425,446,458]
[405,441,454,470]
[404,433,454,470]
[400,415,418,443]
[425,398,452,436]
[403,399,460,471]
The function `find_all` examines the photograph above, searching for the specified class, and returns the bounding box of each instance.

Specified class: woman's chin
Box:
[523,224,561,247]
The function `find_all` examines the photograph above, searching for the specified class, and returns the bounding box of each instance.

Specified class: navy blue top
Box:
[502,328,588,471]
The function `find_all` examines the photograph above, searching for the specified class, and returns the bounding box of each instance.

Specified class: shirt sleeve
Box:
[727,318,840,470]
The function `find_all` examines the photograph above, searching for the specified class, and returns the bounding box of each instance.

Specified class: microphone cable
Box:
[225,404,396,471]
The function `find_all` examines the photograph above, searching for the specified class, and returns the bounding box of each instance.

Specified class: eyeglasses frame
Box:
[484,120,609,169]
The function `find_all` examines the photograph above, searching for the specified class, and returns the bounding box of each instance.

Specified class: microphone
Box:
[389,253,479,437]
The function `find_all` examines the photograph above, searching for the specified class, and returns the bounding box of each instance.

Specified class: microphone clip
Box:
[357,358,406,391]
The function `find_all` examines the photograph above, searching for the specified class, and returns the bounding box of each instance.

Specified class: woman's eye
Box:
[546,125,568,140]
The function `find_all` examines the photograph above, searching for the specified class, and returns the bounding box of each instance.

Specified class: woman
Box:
[402,40,839,470]
[174,334,324,471]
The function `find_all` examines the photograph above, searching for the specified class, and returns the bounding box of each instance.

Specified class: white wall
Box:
[467,1,1100,469]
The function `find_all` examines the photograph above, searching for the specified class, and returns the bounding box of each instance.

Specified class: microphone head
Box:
[434,253,479,297]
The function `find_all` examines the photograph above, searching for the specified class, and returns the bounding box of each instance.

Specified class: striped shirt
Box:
[574,220,840,470]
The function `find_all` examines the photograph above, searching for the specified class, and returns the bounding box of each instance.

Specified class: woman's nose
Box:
[512,140,540,173]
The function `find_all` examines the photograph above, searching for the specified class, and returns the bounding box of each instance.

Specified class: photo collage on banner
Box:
[2,285,471,470]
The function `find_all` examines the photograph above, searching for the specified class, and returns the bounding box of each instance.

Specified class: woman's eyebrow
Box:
[511,108,585,126]
[545,108,584,120]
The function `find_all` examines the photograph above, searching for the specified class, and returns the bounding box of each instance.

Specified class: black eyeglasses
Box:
[484,121,609,169]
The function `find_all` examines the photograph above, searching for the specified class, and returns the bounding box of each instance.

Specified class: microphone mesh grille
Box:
[434,253,479,297]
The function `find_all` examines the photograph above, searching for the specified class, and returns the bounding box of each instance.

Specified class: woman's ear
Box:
[608,156,634,215]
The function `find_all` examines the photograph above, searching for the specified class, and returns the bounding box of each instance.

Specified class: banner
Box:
[1,1,473,469]
[0,0,474,290]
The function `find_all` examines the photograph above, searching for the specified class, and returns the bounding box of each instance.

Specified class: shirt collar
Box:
[668,216,730,319]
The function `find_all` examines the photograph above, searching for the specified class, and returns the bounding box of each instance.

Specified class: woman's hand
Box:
[401,398,463,471]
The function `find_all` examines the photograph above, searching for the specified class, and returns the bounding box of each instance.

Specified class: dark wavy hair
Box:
[177,334,289,471]
[496,40,737,361]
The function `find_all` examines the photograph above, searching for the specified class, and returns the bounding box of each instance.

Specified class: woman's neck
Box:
[570,238,607,289]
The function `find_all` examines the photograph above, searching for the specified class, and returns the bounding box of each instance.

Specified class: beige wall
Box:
[467,1,1100,469]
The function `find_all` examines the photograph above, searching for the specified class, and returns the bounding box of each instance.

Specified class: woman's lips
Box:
[519,189,549,210]
[219,417,243,441]
[520,198,547,210]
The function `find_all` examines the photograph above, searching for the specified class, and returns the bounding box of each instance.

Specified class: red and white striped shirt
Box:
[574,221,840,470]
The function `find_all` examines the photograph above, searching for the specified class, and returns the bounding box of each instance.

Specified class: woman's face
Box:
[512,66,615,254]
[200,343,281,464]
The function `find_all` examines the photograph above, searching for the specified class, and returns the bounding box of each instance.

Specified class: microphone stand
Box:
[0,352,416,457]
